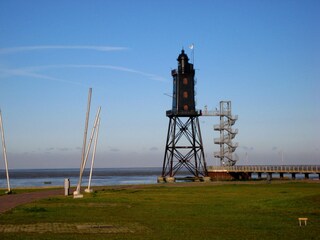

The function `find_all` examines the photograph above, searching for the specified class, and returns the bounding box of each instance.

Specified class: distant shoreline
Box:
[1,178,319,191]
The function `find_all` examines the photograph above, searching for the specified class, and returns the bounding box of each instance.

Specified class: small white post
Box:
[0,109,11,193]
[64,178,70,196]
[85,117,101,193]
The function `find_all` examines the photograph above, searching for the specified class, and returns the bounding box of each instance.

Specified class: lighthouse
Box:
[161,50,208,182]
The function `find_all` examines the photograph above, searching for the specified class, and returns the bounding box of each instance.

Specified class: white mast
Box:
[0,109,11,193]
[80,88,92,176]
[74,107,101,198]
[85,117,101,193]
[73,88,92,197]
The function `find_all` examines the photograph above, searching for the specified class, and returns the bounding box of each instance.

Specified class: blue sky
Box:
[0,0,319,169]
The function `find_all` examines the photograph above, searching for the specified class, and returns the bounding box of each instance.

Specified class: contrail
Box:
[0,68,87,86]
[0,45,128,54]
[0,46,168,82]
[19,64,168,82]
[0,64,168,84]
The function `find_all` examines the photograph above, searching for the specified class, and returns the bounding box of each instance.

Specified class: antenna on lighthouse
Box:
[189,43,194,65]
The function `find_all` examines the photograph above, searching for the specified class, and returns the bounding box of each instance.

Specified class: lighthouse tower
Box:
[161,50,208,182]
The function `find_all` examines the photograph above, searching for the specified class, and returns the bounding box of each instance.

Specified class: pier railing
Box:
[207,165,320,174]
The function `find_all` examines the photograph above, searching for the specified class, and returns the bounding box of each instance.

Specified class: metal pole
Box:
[80,88,92,172]
[74,88,92,196]
[86,117,100,192]
[170,116,177,177]
[81,107,101,173]
[74,107,101,197]
[196,116,207,176]
[162,117,172,177]
[0,110,11,193]
[191,117,199,177]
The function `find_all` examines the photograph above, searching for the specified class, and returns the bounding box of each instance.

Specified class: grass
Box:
[0,181,319,239]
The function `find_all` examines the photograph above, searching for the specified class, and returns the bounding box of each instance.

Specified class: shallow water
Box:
[1,168,318,188]
[0,167,191,188]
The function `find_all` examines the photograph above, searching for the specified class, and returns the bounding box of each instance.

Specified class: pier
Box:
[207,165,320,180]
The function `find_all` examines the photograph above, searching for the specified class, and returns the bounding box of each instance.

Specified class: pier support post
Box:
[304,173,309,179]
[292,173,296,180]
[267,173,272,181]
[280,173,284,179]
[258,172,262,180]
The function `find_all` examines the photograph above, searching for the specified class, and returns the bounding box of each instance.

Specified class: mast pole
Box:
[74,107,101,197]
[86,116,100,193]
[81,88,92,172]
[74,88,92,196]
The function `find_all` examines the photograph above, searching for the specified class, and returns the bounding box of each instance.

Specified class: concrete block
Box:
[165,177,175,183]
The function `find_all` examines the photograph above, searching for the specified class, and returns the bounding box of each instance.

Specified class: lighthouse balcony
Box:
[166,109,202,117]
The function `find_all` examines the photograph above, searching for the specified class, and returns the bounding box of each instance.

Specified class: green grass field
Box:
[0,181,319,239]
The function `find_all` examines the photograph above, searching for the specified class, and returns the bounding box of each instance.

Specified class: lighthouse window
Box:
[183,78,188,85]
[183,91,188,98]
[183,105,189,111]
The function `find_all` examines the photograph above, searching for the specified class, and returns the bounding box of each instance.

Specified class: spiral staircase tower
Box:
[214,101,238,166]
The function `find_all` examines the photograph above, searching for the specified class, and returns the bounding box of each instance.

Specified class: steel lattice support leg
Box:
[162,117,175,177]
[162,116,208,178]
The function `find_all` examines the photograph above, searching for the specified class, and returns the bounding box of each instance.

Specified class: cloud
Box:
[110,147,120,152]
[149,147,158,151]
[58,147,70,151]
[0,45,127,54]
[241,146,254,151]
